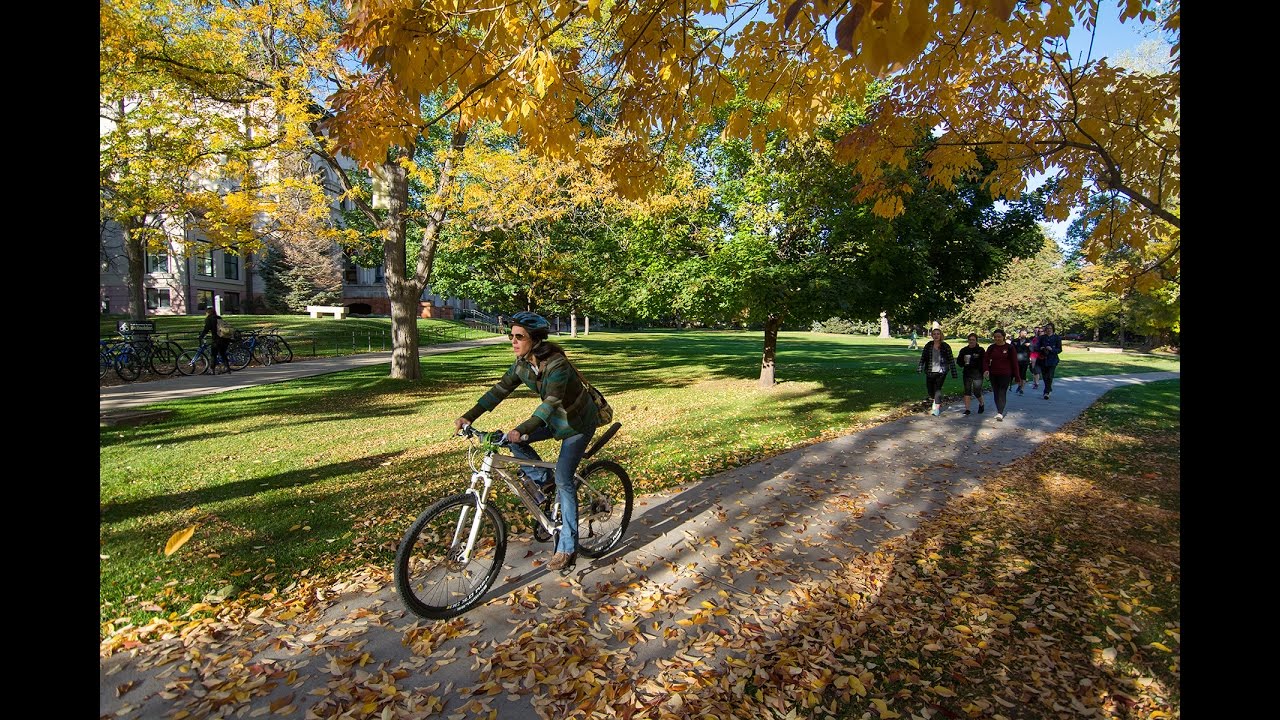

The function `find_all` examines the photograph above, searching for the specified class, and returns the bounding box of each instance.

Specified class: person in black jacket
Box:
[1036,322,1064,399]
[956,333,986,415]
[1011,329,1032,395]
[198,307,234,374]
[916,327,958,417]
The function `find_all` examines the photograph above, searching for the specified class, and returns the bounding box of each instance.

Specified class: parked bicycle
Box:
[232,329,271,368]
[394,422,632,619]
[261,329,293,363]
[235,327,294,367]
[99,338,125,379]
[175,339,247,375]
[113,334,182,381]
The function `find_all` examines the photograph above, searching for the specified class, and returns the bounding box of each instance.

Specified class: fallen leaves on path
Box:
[102,394,1179,719]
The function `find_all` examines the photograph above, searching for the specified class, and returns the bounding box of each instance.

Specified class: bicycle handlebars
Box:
[457,424,528,445]
[458,421,622,458]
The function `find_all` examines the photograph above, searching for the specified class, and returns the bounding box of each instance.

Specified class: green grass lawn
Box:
[100,313,496,358]
[99,330,1180,637]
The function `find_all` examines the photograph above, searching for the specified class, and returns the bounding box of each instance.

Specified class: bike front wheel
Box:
[573,460,633,558]
[176,350,210,376]
[395,493,507,620]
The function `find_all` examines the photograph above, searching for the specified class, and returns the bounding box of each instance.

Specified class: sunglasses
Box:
[508,332,530,341]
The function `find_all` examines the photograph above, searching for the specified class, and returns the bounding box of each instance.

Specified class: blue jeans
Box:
[509,424,597,555]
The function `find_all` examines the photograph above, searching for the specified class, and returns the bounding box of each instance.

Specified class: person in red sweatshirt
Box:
[983,328,1023,422]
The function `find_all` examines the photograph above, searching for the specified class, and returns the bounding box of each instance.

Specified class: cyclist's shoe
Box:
[977,404,985,414]
[962,409,971,416]
[547,552,575,571]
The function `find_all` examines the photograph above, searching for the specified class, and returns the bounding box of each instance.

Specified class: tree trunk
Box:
[570,309,577,338]
[381,128,467,380]
[759,314,780,388]
[381,156,422,379]
[122,219,147,320]
[584,315,589,336]
[389,283,421,378]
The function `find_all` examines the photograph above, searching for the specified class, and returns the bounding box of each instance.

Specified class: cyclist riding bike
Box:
[454,311,607,571]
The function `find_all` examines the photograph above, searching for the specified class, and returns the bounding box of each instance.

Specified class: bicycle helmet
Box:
[509,311,550,341]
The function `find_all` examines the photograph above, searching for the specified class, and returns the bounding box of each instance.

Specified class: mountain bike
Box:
[176,340,214,375]
[394,422,632,620]
[261,330,293,363]
[235,329,275,368]
[113,335,182,381]
[175,339,248,375]
[100,339,125,379]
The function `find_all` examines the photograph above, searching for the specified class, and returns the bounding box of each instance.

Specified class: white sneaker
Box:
[995,413,1004,421]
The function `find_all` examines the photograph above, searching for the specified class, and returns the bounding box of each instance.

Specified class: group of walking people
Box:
[916,323,1062,420]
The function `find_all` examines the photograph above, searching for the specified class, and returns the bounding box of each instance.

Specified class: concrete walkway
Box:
[100,369,1178,719]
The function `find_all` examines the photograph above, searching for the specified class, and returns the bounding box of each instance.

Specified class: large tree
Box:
[333,0,1179,316]
[943,235,1077,337]
[100,0,352,319]
[741,134,1048,385]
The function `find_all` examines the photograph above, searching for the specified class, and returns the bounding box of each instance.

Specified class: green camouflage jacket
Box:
[462,352,600,439]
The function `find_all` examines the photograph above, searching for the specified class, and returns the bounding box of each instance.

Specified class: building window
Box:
[223,292,241,314]
[146,288,171,310]
[196,249,214,277]
[146,252,169,273]
[374,263,384,282]
[223,252,240,280]
[195,289,214,312]
[344,257,358,283]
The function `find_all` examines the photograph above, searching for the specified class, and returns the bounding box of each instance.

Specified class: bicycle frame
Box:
[451,430,568,565]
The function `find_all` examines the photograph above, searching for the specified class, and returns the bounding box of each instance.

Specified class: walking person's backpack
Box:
[216,317,237,339]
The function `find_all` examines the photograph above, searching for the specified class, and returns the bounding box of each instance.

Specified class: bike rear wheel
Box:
[395,493,507,619]
[267,335,293,362]
[149,341,181,376]
[114,349,142,381]
[573,460,633,558]
[228,344,252,370]
[252,341,276,366]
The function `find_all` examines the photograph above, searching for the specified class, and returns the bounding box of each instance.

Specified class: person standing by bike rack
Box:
[198,307,235,374]
[453,311,610,572]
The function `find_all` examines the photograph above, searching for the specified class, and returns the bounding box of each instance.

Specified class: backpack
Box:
[587,383,613,425]
[573,366,613,425]
[216,318,236,339]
